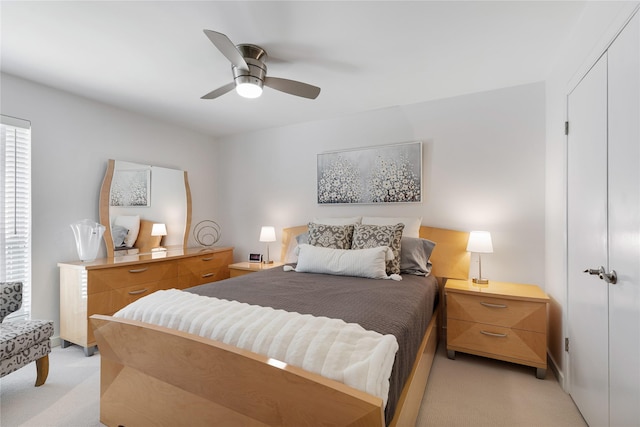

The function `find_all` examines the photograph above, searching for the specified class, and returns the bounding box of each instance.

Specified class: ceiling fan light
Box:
[236,82,263,99]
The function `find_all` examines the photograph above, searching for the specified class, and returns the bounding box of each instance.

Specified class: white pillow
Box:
[113,215,140,248]
[361,216,422,238]
[312,216,362,225]
[294,244,396,280]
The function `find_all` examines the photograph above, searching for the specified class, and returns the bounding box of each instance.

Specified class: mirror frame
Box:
[99,159,192,258]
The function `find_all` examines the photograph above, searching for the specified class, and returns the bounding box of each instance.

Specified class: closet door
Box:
[608,12,640,426]
[567,53,609,427]
[568,12,640,426]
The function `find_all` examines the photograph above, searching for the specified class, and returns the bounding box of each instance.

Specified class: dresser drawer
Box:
[447,319,547,367]
[87,279,176,316]
[447,292,547,333]
[178,251,232,275]
[87,261,177,294]
[84,282,162,346]
[178,250,232,287]
[178,266,229,287]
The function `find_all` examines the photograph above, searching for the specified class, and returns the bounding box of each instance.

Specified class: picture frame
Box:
[317,141,422,204]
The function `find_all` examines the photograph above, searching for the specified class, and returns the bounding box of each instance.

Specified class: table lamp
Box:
[151,223,167,252]
[259,226,276,264]
[466,231,493,284]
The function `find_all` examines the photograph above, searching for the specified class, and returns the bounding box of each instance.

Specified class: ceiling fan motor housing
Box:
[233,44,267,88]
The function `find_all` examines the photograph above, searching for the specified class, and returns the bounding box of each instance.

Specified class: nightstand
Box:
[228,261,284,278]
[445,279,549,378]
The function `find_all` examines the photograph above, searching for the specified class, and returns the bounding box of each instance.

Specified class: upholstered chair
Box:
[0,282,54,386]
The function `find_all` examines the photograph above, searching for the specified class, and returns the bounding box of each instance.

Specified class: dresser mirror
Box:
[99,159,192,258]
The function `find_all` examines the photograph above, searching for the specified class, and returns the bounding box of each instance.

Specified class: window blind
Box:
[1,115,31,320]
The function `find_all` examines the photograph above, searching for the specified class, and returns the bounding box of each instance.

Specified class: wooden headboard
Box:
[280,225,470,280]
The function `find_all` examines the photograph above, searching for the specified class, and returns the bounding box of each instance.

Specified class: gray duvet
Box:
[187,266,438,424]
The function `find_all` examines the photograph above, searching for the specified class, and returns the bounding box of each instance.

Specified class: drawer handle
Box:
[480,330,507,338]
[128,268,149,274]
[128,288,149,296]
[480,302,507,309]
[201,257,214,262]
[202,272,216,278]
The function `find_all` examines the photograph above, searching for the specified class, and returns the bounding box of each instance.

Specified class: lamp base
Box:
[472,277,489,285]
[151,247,167,252]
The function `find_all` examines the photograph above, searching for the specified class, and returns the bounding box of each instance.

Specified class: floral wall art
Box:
[110,169,151,207]
[317,141,422,204]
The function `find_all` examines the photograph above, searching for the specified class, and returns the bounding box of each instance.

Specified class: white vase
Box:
[70,219,105,262]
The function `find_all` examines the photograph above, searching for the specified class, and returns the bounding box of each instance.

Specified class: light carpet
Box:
[417,345,587,426]
[1,343,586,427]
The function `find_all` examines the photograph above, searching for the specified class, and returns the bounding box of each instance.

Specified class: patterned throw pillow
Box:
[0,282,23,322]
[307,223,354,249]
[351,223,405,275]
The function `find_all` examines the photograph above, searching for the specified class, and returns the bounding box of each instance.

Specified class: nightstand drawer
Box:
[448,319,547,367]
[447,292,547,333]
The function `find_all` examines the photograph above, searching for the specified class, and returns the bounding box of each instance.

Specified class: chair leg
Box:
[35,354,49,386]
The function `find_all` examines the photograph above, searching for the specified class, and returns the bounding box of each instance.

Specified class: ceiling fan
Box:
[201,30,321,100]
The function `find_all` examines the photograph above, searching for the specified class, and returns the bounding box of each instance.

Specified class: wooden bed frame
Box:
[91,225,469,427]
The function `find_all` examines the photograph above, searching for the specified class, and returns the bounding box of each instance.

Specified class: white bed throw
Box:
[114,289,399,406]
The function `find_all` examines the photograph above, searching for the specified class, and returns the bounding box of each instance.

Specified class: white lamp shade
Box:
[466,231,493,253]
[151,223,167,237]
[259,226,276,242]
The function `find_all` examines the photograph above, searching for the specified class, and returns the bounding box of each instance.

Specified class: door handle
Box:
[583,266,617,284]
[583,267,603,276]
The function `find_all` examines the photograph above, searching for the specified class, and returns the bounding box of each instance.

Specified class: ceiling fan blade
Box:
[203,30,249,70]
[201,82,235,100]
[264,77,321,99]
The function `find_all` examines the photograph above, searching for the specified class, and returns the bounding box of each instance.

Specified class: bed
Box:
[91,224,470,426]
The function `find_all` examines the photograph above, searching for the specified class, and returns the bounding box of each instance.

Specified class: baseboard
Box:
[547,351,566,391]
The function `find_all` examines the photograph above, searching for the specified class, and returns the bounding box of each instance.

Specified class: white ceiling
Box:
[1,1,587,139]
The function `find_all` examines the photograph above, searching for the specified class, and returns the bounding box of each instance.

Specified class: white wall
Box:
[217,82,546,287]
[544,1,640,387]
[0,73,219,338]
[0,74,546,348]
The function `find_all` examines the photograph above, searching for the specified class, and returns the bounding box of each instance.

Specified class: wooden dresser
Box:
[445,279,549,378]
[58,246,233,356]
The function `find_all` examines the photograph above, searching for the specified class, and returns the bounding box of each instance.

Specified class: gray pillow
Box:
[307,223,354,249]
[295,231,309,245]
[400,237,436,276]
[111,225,128,248]
[351,223,404,275]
